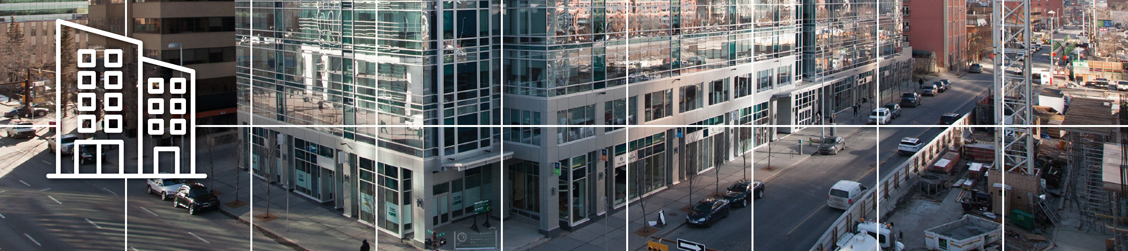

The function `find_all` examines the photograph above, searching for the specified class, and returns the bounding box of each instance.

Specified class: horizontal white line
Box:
[40,188,50,192]
[101,187,118,196]
[24,233,41,246]
[0,125,56,128]
[47,195,61,204]
[188,232,210,244]
[46,174,207,179]
[197,124,1128,129]
[140,206,158,217]
[18,180,29,187]
[86,218,102,229]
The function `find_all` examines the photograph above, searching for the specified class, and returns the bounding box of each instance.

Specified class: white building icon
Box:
[47,20,204,179]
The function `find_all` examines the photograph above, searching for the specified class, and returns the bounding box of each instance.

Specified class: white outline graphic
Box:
[48,20,203,180]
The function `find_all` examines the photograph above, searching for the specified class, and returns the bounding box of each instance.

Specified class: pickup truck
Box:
[48,134,81,155]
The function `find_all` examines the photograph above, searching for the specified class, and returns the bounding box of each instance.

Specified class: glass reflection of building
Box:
[501,0,805,234]
[236,0,503,244]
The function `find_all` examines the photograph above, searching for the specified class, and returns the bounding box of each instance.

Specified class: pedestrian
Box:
[361,239,370,251]
[918,78,924,88]
[852,103,859,118]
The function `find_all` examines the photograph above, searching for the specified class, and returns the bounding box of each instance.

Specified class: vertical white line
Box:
[874,3,882,250]
[249,0,255,249]
[124,178,128,251]
[372,3,380,250]
[55,21,61,177]
[623,1,630,250]
[124,0,128,37]
[499,2,505,249]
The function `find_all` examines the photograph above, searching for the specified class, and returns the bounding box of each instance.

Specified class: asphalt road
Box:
[0,127,290,251]
[752,67,997,251]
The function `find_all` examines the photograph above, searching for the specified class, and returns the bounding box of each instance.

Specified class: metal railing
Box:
[808,113,971,251]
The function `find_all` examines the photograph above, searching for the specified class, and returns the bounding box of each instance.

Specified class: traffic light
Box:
[646,241,669,251]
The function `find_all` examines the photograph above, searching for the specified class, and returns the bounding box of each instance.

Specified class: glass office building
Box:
[236,0,912,241]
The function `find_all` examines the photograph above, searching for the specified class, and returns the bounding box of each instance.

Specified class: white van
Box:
[828,180,868,210]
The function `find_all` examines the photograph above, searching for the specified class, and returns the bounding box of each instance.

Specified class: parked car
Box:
[147,177,186,200]
[75,145,104,165]
[940,113,961,125]
[819,136,847,155]
[4,120,35,138]
[3,107,48,118]
[899,92,921,107]
[921,83,939,96]
[827,180,868,210]
[172,183,220,215]
[969,64,983,73]
[937,79,951,92]
[882,103,902,119]
[48,134,81,155]
[722,179,764,208]
[1117,80,1128,91]
[686,198,731,227]
[868,108,893,125]
[898,137,923,156]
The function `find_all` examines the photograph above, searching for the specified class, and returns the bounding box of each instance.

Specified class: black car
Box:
[940,113,961,125]
[75,145,105,165]
[900,92,921,107]
[2,107,47,118]
[172,183,220,215]
[686,198,730,227]
[722,179,765,208]
[882,103,902,119]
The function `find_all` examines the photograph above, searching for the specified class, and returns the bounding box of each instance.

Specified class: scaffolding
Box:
[1066,129,1111,233]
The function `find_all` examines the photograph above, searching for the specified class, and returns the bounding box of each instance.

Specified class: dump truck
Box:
[835,220,904,251]
[924,214,1001,251]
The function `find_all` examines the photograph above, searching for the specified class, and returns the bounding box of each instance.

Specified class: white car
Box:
[48,134,81,155]
[147,177,186,200]
[4,120,35,138]
[898,137,923,156]
[868,108,892,125]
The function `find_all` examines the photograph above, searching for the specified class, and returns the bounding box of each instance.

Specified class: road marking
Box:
[132,247,140,251]
[47,195,61,204]
[18,180,29,186]
[86,218,102,229]
[40,160,50,165]
[0,213,6,219]
[24,233,41,246]
[101,187,118,196]
[140,206,158,217]
[40,188,50,192]
[188,232,211,244]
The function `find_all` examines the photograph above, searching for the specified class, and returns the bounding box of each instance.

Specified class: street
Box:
[0,117,290,250]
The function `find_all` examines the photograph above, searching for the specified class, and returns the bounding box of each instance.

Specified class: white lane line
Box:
[188,232,211,244]
[40,188,50,192]
[0,213,6,219]
[18,180,29,187]
[0,190,6,193]
[40,160,49,165]
[139,206,158,217]
[101,187,118,196]
[47,195,61,204]
[24,233,41,246]
[132,247,140,251]
[85,218,102,229]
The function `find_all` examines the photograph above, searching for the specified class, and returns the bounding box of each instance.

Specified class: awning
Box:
[442,151,514,171]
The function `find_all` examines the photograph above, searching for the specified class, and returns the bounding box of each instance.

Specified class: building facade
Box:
[0,0,87,23]
[88,0,237,125]
[235,0,913,243]
[904,0,965,72]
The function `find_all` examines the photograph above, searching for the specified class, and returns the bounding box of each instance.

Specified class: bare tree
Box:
[262,132,277,218]
[59,27,75,116]
[687,166,700,207]
[232,139,245,205]
[636,166,651,233]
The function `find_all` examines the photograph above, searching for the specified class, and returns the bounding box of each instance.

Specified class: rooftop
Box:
[1062,97,1119,136]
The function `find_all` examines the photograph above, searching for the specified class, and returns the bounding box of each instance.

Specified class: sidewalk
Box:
[191,143,426,251]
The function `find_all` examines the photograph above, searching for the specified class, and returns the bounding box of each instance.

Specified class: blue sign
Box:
[1102,20,1113,27]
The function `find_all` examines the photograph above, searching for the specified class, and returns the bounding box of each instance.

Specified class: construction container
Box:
[1010,209,1034,229]
[968,162,984,179]
[924,214,1001,251]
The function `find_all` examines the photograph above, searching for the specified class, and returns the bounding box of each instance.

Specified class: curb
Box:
[218,206,309,251]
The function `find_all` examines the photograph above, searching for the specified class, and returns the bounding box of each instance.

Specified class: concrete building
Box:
[234,0,914,244]
[904,0,966,73]
[87,0,237,125]
[0,0,90,77]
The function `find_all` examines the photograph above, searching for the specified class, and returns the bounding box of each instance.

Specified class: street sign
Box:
[554,162,561,176]
[677,239,705,251]
[647,241,669,251]
[473,200,491,214]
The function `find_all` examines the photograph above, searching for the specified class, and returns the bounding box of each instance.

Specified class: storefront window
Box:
[509,161,540,218]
